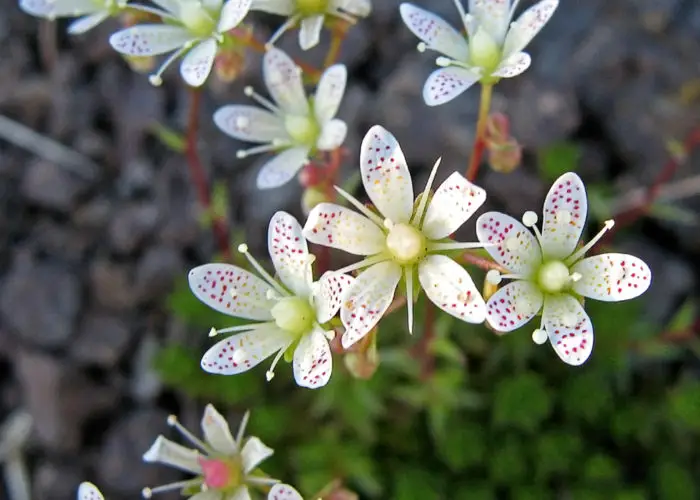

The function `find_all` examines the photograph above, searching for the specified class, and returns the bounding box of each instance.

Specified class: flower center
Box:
[537,260,571,294]
[179,1,217,37]
[296,0,329,16]
[198,457,242,491]
[385,223,426,265]
[271,297,315,336]
[469,25,501,72]
[284,114,320,147]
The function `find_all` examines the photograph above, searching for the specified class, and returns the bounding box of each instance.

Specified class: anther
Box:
[436,56,452,67]
[522,211,538,227]
[532,329,548,345]
[265,370,275,382]
[238,244,248,253]
[417,42,427,52]
[209,327,218,337]
[244,86,254,96]
[142,487,153,499]
[148,75,163,86]
[486,269,502,285]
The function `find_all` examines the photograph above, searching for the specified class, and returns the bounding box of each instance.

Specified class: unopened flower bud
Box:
[215,49,246,83]
[487,137,522,173]
[298,162,325,188]
[301,187,330,216]
[485,112,511,142]
[343,329,378,379]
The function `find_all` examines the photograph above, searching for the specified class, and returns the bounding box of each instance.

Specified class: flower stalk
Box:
[466,83,494,181]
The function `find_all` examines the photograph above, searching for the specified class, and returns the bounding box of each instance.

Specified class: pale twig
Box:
[0,410,33,500]
[612,173,700,214]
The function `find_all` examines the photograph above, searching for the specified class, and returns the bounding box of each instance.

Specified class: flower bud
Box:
[343,329,378,379]
[301,186,330,216]
[487,137,522,173]
[485,112,510,142]
[298,163,325,187]
[215,49,246,83]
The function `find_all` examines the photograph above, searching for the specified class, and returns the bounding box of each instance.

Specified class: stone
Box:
[89,259,136,312]
[72,196,113,230]
[33,461,85,500]
[117,157,156,199]
[108,202,160,255]
[0,253,81,348]
[20,159,91,213]
[70,311,133,368]
[129,335,163,404]
[134,244,184,304]
[29,219,93,262]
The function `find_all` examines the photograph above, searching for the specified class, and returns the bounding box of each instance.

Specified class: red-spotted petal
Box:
[22,0,98,17]
[200,326,290,374]
[268,211,312,297]
[360,125,414,223]
[68,12,109,34]
[341,261,402,348]
[213,105,287,143]
[256,146,310,189]
[542,294,593,366]
[78,482,104,500]
[476,212,541,275]
[303,203,386,256]
[421,172,486,240]
[418,255,486,323]
[422,66,481,107]
[471,0,512,43]
[502,0,558,57]
[399,3,469,61]
[263,48,309,115]
[541,172,587,260]
[180,38,217,87]
[188,264,275,320]
[218,0,252,32]
[293,328,332,389]
[314,64,347,123]
[316,119,347,151]
[491,51,531,78]
[571,253,651,302]
[109,24,193,56]
[314,272,355,324]
[268,484,303,500]
[485,280,543,332]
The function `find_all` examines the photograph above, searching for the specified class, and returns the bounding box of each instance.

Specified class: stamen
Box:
[412,157,442,227]
[166,415,209,453]
[127,3,176,19]
[498,273,526,280]
[235,410,250,446]
[331,254,389,276]
[148,44,191,87]
[452,0,468,31]
[383,218,394,230]
[210,324,260,336]
[236,143,280,159]
[243,86,282,114]
[486,269,502,285]
[237,244,288,297]
[427,241,495,252]
[522,211,544,248]
[566,219,615,265]
[247,476,281,487]
[508,0,521,19]
[328,8,356,23]
[266,16,299,48]
[405,266,414,335]
[436,56,453,67]
[417,42,427,52]
[142,479,203,498]
[532,328,548,345]
[265,347,288,382]
[333,185,385,228]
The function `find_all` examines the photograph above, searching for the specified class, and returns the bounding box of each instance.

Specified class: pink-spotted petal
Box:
[341,262,402,348]
[485,280,543,332]
[218,0,253,31]
[542,294,593,366]
[22,0,98,17]
[541,172,587,260]
[421,172,486,240]
[201,404,237,455]
[299,14,325,50]
[422,66,481,107]
[399,3,470,61]
[256,146,310,189]
[491,51,531,78]
[201,325,291,374]
[188,264,275,320]
[263,47,309,115]
[109,24,193,56]
[316,119,347,151]
[360,125,414,223]
[293,328,333,389]
[471,0,511,43]
[180,38,217,87]
[303,203,386,255]
[502,0,559,57]
[213,105,287,143]
[418,255,486,323]
[78,482,104,500]
[268,484,303,500]
[476,212,541,275]
[571,253,651,302]
[67,12,109,34]
[268,211,312,297]
[314,64,347,123]
[314,272,355,323]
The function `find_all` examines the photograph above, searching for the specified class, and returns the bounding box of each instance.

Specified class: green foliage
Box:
[538,141,581,181]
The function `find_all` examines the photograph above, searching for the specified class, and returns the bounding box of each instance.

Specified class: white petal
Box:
[218,0,253,32]
[263,48,309,115]
[542,294,593,366]
[399,3,469,61]
[334,0,371,17]
[151,0,180,13]
[299,14,325,50]
[422,67,480,107]
[142,436,201,474]
[293,328,333,388]
[475,212,542,275]
[341,262,402,348]
[109,25,193,57]
[491,51,531,78]
[268,211,312,297]
[78,482,104,500]
[360,125,414,223]
[268,484,303,500]
[471,0,511,44]
[256,146,310,189]
[250,0,294,14]
[418,255,486,323]
[571,253,651,302]
[541,172,588,260]
[502,0,558,57]
[485,280,543,332]
[229,487,252,500]
[67,12,109,34]
[188,263,276,320]
[19,0,53,17]
[204,0,225,12]
[314,271,355,324]
[24,0,98,17]
[180,38,217,87]
[316,119,347,150]
[214,105,287,143]
[314,64,347,123]
[303,203,386,255]
[241,436,274,473]
[201,404,237,455]
[200,326,290,375]
[421,172,486,240]
[190,491,221,500]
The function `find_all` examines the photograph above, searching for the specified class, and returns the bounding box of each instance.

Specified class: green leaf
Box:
[538,142,581,182]
[649,202,699,225]
[654,461,695,500]
[150,122,186,153]
[489,436,527,485]
[667,381,700,432]
[668,300,695,331]
[492,372,552,432]
[393,466,443,500]
[434,418,486,471]
[534,431,583,482]
[583,454,621,483]
[562,371,612,423]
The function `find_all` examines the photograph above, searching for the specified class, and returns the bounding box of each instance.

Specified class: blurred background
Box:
[0,0,699,499]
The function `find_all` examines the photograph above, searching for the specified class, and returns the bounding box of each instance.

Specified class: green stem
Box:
[465,83,494,182]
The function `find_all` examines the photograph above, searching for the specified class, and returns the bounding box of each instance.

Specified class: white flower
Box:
[190,211,354,388]
[268,484,303,499]
[251,0,371,50]
[303,125,488,349]
[109,0,252,87]
[400,0,558,106]
[214,47,347,189]
[476,172,652,366]
[19,0,124,34]
[142,405,278,499]
[78,482,104,500]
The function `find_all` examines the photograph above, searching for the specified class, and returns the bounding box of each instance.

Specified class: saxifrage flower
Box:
[78,482,105,500]
[268,484,303,499]
[19,0,125,34]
